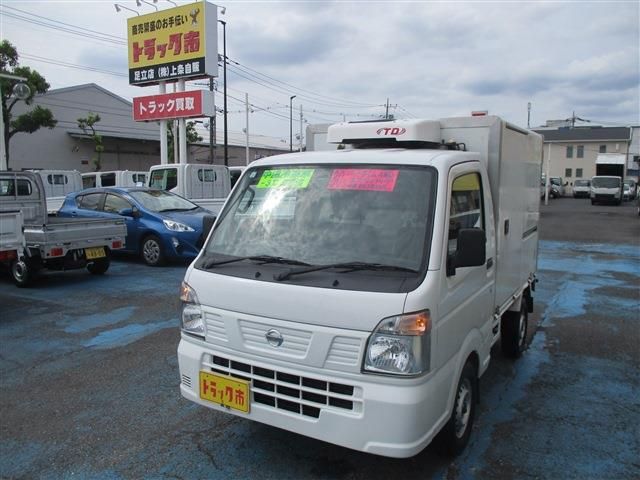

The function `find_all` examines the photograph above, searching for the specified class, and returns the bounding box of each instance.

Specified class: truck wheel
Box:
[501,303,528,358]
[87,254,110,275]
[435,360,477,456]
[11,258,32,288]
[141,235,165,266]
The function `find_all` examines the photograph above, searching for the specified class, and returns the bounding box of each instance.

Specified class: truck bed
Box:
[24,217,127,250]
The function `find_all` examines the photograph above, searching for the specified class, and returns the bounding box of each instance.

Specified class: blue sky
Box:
[1,0,638,146]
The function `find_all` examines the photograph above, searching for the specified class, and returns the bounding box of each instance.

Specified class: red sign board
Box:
[328,169,399,192]
[132,90,213,121]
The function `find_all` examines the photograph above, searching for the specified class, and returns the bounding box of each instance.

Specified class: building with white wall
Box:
[8,83,287,172]
[533,125,635,184]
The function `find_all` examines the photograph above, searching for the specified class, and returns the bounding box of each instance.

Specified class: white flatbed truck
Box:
[176,115,542,458]
[0,171,127,286]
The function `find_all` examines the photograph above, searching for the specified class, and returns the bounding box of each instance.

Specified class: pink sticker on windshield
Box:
[328,169,399,192]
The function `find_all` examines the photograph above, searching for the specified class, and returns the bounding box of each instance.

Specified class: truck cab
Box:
[148,164,231,215]
[591,175,622,205]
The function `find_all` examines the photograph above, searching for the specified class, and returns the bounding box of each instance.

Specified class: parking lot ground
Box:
[1,198,639,479]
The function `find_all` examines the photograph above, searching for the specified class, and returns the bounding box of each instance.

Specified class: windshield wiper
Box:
[274,262,419,281]
[202,255,311,269]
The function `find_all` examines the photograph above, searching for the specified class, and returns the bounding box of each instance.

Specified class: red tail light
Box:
[0,251,17,262]
[112,240,123,249]
[49,247,64,257]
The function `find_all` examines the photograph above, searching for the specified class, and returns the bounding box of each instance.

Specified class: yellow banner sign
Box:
[126,1,218,85]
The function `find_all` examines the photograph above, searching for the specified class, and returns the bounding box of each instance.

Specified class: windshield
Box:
[205,164,436,272]
[129,189,197,212]
[592,177,621,188]
[574,180,590,187]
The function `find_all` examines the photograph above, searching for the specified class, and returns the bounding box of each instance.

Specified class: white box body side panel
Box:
[440,116,542,310]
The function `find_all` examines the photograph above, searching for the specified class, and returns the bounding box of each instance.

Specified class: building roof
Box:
[533,126,631,142]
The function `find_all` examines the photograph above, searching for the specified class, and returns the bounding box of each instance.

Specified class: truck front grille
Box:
[205,354,360,419]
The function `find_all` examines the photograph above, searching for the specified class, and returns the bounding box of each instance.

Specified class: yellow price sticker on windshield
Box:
[257,169,314,189]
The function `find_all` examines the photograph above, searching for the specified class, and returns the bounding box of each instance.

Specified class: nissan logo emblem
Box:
[265,329,284,347]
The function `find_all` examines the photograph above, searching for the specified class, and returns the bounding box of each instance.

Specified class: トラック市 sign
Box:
[132,91,214,121]
[127,1,218,86]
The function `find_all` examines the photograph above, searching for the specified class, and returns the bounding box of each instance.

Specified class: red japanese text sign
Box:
[127,1,218,85]
[328,169,400,192]
[133,90,214,121]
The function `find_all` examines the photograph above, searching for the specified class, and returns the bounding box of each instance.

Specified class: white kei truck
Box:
[177,115,542,458]
[81,170,148,189]
[30,169,83,214]
[148,164,231,215]
[0,171,127,287]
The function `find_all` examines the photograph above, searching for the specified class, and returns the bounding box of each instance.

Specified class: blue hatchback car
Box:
[58,187,216,266]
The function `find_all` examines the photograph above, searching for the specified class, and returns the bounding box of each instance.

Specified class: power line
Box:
[21,53,128,78]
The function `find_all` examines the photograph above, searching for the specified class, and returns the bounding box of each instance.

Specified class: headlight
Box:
[164,219,194,232]
[364,310,431,376]
[180,281,204,337]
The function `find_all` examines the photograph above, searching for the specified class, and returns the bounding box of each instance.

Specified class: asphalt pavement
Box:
[1,196,638,480]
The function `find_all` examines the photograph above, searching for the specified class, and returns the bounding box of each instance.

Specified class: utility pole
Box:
[385,98,390,120]
[209,76,215,164]
[527,102,531,129]
[245,92,250,165]
[289,95,296,152]
[299,104,303,152]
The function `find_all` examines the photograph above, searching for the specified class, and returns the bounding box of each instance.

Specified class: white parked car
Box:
[572,179,591,198]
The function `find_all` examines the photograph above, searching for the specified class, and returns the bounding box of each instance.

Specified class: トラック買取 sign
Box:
[127,1,218,86]
[133,90,214,121]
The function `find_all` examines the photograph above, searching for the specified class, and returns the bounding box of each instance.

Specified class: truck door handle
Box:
[486,258,493,269]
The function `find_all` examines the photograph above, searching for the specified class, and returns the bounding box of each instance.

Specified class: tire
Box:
[141,234,165,266]
[501,303,528,358]
[11,257,33,288]
[87,253,110,275]
[435,361,477,456]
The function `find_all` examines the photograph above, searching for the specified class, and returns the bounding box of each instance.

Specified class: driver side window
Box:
[103,194,131,213]
[448,173,484,254]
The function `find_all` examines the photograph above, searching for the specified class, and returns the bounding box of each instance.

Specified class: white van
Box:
[81,170,148,189]
[177,116,542,458]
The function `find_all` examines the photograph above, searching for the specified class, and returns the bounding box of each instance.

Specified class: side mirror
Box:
[119,206,140,218]
[447,228,486,276]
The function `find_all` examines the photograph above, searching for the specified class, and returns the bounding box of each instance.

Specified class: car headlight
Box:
[180,281,204,337]
[163,219,194,232]
[364,310,431,376]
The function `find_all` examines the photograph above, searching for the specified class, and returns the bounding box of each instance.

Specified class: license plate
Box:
[199,371,250,413]
[85,247,106,260]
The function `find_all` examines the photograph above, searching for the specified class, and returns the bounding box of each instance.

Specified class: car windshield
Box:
[592,177,620,188]
[129,189,198,212]
[575,180,590,186]
[205,164,436,271]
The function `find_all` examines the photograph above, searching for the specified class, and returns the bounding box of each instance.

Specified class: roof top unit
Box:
[327,119,442,149]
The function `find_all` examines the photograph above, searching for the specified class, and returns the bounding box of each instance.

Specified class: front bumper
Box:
[162,231,202,260]
[177,336,452,458]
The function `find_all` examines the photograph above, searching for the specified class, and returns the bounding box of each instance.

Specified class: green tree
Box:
[77,113,104,171]
[167,120,203,163]
[1,40,57,169]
